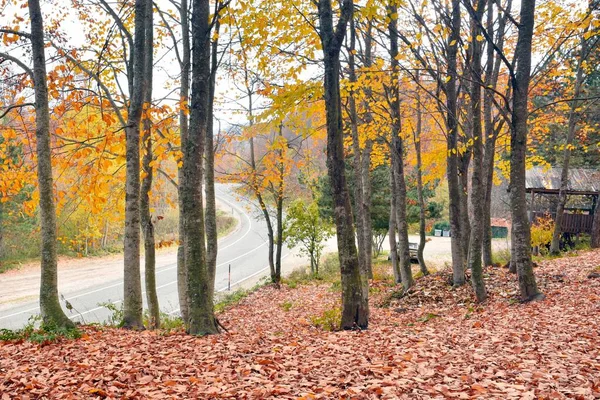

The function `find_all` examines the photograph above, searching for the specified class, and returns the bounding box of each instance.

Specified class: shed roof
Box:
[525,167,600,194]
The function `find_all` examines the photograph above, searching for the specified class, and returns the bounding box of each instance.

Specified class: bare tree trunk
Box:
[389,165,400,283]
[362,141,373,277]
[184,0,218,335]
[122,0,148,330]
[550,34,588,254]
[592,199,600,248]
[177,0,191,324]
[467,0,488,302]
[348,18,370,296]
[446,0,465,286]
[29,0,74,330]
[318,0,368,329]
[205,13,221,299]
[510,0,543,302]
[275,126,284,283]
[413,76,429,276]
[389,2,413,291]
[140,0,159,328]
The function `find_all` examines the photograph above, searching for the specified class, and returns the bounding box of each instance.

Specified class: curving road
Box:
[0,183,292,329]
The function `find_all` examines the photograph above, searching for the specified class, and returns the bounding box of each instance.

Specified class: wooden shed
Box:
[526,167,600,235]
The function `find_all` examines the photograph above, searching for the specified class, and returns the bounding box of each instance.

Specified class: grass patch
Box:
[280,300,293,312]
[0,315,81,343]
[284,253,340,289]
[309,307,341,331]
[216,210,237,238]
[214,278,270,313]
[492,248,511,266]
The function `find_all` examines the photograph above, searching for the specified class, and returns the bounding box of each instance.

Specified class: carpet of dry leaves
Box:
[2,250,600,399]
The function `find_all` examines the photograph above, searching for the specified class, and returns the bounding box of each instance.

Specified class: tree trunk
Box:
[29,0,74,330]
[592,199,600,248]
[140,0,159,328]
[389,165,400,283]
[274,123,285,284]
[446,0,465,286]
[550,34,587,254]
[467,0,488,303]
[318,0,368,329]
[184,0,218,335]
[389,2,413,291]
[205,14,221,299]
[413,75,429,276]
[362,140,373,278]
[510,0,543,302]
[122,0,148,330]
[348,18,370,297]
[177,0,191,324]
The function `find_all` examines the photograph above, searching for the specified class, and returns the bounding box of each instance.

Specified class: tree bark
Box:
[466,0,488,303]
[550,34,588,254]
[592,199,600,248]
[29,0,74,330]
[205,12,221,299]
[140,1,159,328]
[413,74,429,276]
[177,0,191,324]
[274,124,285,283]
[122,0,148,330]
[389,2,414,291]
[317,0,368,329]
[510,0,543,302]
[183,0,218,335]
[348,17,370,297]
[389,164,401,283]
[446,0,465,286]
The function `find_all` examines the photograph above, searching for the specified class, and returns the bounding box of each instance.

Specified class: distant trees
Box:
[283,199,334,275]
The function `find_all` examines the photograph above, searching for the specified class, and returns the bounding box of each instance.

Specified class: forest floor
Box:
[1,250,599,399]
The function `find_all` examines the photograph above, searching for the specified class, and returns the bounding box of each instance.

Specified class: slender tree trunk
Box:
[510,0,543,302]
[389,3,413,291]
[318,0,368,329]
[205,15,221,299]
[361,22,374,278]
[29,0,74,330]
[348,18,370,296]
[184,0,218,335]
[592,199,600,248]
[550,34,587,254]
[122,0,148,330]
[413,76,429,276]
[467,0,488,302]
[389,165,400,283]
[446,0,465,286]
[177,0,191,324]
[140,0,159,328]
[362,141,373,277]
[459,152,471,263]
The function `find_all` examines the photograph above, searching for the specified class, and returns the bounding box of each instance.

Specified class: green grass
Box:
[280,300,293,311]
[284,253,340,289]
[214,278,270,313]
[309,307,341,331]
[492,248,511,266]
[0,315,81,343]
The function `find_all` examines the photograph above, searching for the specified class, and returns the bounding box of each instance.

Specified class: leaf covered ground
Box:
[1,250,600,399]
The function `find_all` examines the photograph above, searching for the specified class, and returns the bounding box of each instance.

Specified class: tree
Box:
[182,0,219,335]
[550,19,592,254]
[28,0,74,330]
[388,2,413,290]
[140,0,159,329]
[283,199,334,275]
[509,0,544,302]
[122,0,150,330]
[316,0,368,329]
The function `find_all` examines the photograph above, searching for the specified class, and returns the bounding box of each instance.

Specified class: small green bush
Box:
[310,307,341,331]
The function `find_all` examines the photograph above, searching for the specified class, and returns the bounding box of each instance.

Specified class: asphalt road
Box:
[0,184,291,329]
